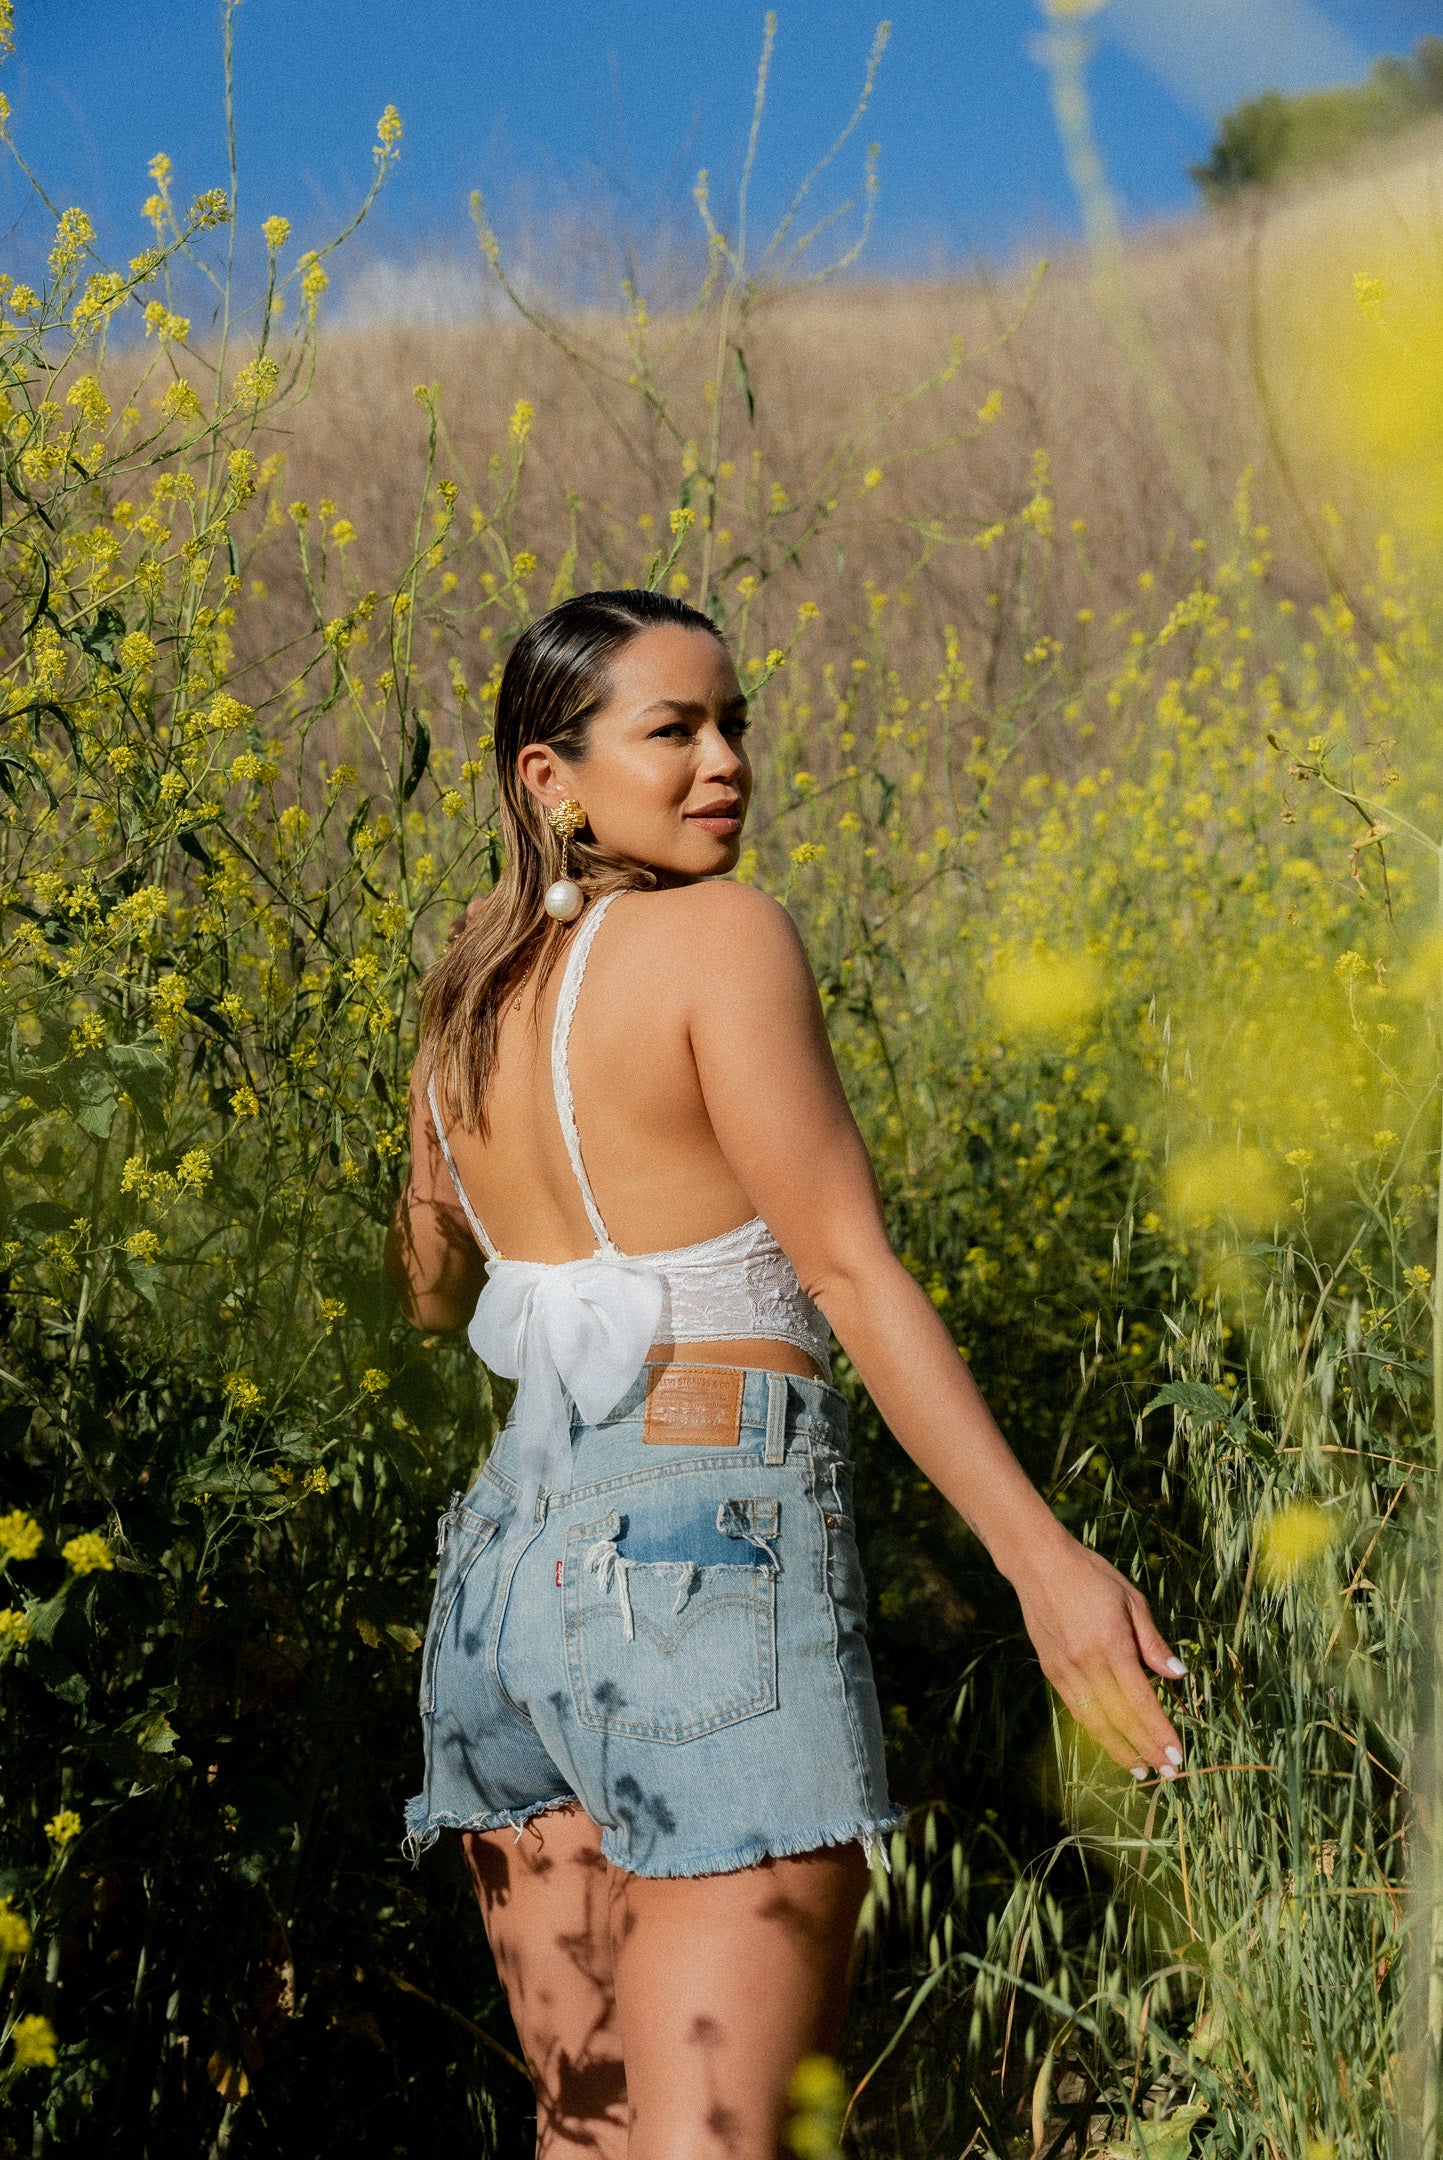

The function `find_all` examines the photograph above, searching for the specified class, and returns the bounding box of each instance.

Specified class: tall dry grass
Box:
[248,109,1443,746]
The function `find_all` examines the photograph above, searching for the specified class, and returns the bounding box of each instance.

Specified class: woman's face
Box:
[519,624,753,884]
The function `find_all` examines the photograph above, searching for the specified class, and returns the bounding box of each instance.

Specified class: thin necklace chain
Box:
[509,916,580,1012]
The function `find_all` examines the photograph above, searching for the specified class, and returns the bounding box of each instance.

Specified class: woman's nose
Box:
[699,723,747,781]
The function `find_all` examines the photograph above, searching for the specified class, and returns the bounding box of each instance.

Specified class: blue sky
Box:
[4,0,1439,304]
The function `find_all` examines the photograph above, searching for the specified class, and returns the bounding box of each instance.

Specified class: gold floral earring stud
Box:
[543,798,587,922]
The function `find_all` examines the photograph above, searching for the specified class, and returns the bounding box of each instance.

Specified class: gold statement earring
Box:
[543,798,587,923]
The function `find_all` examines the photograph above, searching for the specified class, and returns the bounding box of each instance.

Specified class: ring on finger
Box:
[1074,1694,1094,1710]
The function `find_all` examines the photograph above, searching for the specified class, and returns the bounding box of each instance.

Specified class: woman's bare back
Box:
[436,887,759,1263]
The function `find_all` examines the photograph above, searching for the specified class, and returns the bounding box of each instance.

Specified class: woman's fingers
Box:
[1018,1537,1187,1780]
[1058,1638,1184,1781]
[1061,1686,1149,1779]
[1129,1596,1189,1680]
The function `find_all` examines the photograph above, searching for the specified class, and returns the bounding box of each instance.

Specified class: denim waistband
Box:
[580,1360,846,1441]
[474,1362,849,1512]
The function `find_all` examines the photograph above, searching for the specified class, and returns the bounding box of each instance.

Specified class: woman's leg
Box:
[608,1840,870,2160]
[461,1803,629,2158]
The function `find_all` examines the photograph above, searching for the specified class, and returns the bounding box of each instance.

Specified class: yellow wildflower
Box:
[0,1609,32,1648]
[233,357,279,405]
[262,215,291,251]
[0,1511,43,1562]
[62,1532,114,1576]
[361,1369,390,1395]
[44,1809,82,1847]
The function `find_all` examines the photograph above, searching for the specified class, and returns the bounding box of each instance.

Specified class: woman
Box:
[384,588,1187,2160]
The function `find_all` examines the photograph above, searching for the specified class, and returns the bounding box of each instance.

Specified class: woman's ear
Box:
[516,741,571,809]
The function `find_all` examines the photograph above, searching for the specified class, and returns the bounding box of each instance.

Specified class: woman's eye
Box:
[724,718,751,738]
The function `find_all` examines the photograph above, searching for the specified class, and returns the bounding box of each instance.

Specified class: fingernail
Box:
[1165,1657,1187,1676]
[1159,1762,1178,1780]
[1130,1765,1148,1781]
[1165,1744,1183,1766]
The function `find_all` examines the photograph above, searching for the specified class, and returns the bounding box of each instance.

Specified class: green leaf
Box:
[1143,1381,1237,1423]
[1097,2101,1210,2160]
[402,713,431,802]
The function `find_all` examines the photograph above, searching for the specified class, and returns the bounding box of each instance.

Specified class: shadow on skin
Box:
[463,1806,629,2159]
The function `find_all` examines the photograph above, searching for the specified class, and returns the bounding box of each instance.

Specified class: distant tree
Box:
[1191,37,1443,201]
[1190,92,1293,200]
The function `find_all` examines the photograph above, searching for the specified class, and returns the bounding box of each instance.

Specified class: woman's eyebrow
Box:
[638,694,749,719]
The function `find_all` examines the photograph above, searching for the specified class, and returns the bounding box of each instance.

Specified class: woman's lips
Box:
[686,806,743,835]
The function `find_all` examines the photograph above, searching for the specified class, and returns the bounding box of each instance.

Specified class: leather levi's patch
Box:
[641,1363,744,1446]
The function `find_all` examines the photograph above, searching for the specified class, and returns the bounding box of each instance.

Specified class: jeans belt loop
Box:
[764,1372,788,1466]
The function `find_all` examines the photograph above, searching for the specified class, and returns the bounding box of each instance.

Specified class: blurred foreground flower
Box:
[8,2014,57,2072]
[1257,1500,1341,1590]
[986,950,1102,1040]
[785,2053,847,2159]
[0,1899,31,1958]
[1166,1145,1283,1234]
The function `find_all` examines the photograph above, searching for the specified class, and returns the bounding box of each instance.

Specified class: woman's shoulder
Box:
[610,880,810,988]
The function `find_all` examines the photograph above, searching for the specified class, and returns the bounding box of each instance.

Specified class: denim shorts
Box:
[402,1363,904,1879]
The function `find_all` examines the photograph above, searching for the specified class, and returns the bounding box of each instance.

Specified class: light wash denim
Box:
[403,1363,905,1879]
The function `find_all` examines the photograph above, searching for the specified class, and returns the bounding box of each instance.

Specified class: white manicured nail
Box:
[1165,1657,1187,1676]
[1130,1765,1148,1781]
[1165,1744,1183,1766]
[1159,1762,1178,1780]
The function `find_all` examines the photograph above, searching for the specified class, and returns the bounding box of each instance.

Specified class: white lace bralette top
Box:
[427,890,832,1551]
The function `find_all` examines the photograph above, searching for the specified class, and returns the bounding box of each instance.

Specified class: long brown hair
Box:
[418,588,726,1134]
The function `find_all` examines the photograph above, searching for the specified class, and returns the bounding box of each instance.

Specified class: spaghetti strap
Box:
[550,892,620,1254]
[426,1074,499,1258]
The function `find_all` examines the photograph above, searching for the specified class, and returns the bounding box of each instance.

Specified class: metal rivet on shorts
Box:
[824,1513,837,1528]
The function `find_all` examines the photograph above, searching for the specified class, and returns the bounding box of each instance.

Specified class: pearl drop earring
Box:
[543,798,587,922]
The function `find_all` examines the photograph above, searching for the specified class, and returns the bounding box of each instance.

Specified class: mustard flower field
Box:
[3,7,1443,2155]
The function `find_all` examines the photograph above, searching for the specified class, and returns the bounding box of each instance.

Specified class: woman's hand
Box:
[1008,1530,1187,1781]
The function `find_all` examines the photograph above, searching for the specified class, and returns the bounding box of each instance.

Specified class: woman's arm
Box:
[681,882,1186,1782]
[383,1061,488,1332]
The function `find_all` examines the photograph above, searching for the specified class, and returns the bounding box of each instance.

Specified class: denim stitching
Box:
[485,1501,551,1732]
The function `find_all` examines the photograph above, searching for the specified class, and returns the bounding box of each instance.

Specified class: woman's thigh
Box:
[461,1803,628,2159]
[608,1840,869,2160]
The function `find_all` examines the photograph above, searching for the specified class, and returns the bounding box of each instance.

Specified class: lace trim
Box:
[426,1075,498,1257]
[549,892,620,1253]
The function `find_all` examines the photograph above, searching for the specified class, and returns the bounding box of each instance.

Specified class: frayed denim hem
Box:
[600,1803,909,1882]
[401,1790,579,1866]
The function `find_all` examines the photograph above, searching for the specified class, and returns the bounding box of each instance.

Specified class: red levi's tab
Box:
[555,1560,564,1587]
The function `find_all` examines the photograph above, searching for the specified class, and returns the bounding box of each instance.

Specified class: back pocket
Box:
[419,1495,500,1715]
[564,1497,778,1744]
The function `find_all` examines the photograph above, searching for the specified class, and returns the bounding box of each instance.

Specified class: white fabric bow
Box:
[466,1251,665,1556]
